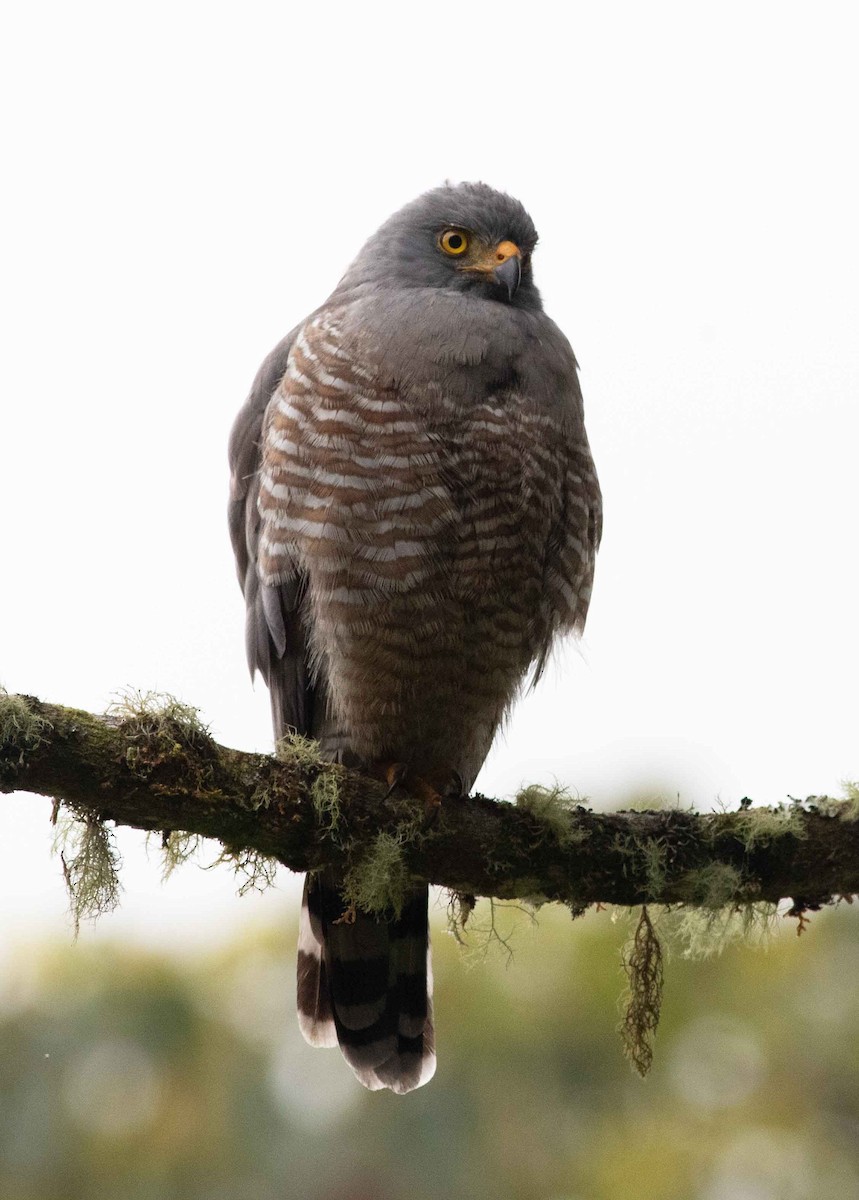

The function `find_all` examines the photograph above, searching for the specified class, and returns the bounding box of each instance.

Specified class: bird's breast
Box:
[258,313,563,594]
[256,310,570,771]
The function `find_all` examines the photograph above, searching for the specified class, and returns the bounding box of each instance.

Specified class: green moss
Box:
[0,689,51,761]
[610,832,669,901]
[109,688,209,742]
[310,768,346,846]
[108,689,211,774]
[54,813,122,938]
[343,830,411,918]
[275,729,322,769]
[515,783,589,849]
[677,861,745,908]
[728,803,807,850]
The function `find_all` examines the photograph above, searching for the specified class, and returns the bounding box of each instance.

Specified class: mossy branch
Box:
[2,691,858,915]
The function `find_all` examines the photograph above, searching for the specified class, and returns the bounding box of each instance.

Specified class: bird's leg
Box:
[372,761,465,823]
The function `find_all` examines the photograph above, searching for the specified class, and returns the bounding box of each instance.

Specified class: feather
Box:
[228,182,601,1094]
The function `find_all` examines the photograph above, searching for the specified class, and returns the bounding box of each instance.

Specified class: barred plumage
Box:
[229,182,601,1093]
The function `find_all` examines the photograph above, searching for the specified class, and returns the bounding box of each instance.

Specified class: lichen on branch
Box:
[3,687,858,1076]
[2,688,858,916]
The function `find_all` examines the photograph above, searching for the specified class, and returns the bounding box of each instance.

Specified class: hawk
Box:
[228,183,601,1093]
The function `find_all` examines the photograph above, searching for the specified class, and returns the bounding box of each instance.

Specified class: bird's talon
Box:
[380,761,410,798]
[333,903,357,926]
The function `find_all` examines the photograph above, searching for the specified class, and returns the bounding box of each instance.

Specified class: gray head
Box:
[334,182,542,310]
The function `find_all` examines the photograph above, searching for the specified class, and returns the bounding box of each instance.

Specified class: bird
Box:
[228,182,602,1094]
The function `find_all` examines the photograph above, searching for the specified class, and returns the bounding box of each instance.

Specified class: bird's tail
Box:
[296,868,435,1093]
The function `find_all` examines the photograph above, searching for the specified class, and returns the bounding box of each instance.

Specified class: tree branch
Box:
[2,691,858,915]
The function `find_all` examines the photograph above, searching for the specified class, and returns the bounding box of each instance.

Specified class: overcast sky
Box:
[1,1,857,951]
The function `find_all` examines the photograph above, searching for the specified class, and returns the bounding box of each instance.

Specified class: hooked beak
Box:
[493,253,522,299]
[460,239,523,300]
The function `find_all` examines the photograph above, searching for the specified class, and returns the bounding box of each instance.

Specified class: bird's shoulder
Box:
[269,291,582,427]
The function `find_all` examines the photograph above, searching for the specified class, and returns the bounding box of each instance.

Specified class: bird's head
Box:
[336,182,541,309]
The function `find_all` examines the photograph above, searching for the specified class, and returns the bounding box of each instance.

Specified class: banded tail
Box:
[296,868,436,1093]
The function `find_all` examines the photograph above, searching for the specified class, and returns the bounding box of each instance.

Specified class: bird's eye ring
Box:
[439,229,469,256]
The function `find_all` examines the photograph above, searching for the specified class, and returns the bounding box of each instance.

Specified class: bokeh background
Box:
[3,901,859,1199]
[1,1,858,1196]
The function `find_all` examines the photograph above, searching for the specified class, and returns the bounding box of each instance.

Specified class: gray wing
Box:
[228,326,315,738]
[234,325,436,1093]
[534,372,603,681]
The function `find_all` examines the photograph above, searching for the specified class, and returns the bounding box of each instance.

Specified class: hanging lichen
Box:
[159,830,203,880]
[211,846,279,896]
[660,899,782,961]
[54,812,123,938]
[342,830,413,919]
[445,894,539,965]
[310,768,347,847]
[620,905,664,1077]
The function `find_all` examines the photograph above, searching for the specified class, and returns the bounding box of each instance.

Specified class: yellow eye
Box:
[439,229,469,256]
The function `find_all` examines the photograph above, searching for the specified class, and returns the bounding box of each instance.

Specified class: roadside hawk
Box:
[228,182,602,1093]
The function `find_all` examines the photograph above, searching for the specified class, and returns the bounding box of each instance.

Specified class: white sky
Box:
[1,1,857,950]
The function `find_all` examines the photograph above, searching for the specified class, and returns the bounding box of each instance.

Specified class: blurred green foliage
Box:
[2,897,858,1200]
